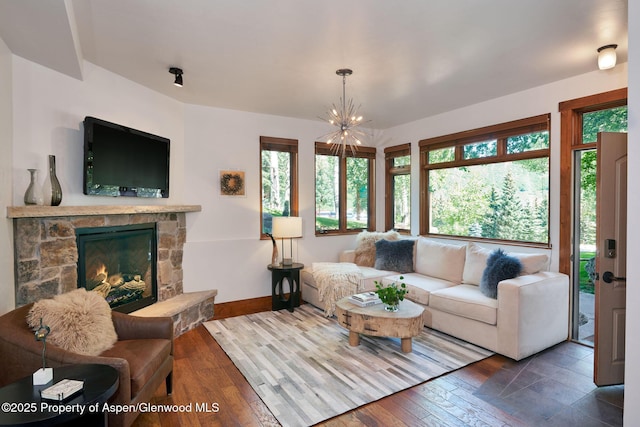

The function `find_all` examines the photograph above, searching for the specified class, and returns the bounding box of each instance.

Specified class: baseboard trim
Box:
[213,296,272,319]
[213,294,305,319]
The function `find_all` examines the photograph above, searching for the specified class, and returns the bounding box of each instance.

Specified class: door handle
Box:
[602,271,626,283]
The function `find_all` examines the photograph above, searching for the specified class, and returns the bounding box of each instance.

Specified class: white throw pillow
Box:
[414,238,466,283]
[462,242,492,285]
[508,251,549,274]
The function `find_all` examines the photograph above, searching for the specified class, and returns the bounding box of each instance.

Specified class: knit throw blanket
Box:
[312,262,364,317]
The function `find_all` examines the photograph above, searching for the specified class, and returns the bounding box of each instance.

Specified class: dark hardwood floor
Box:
[133,322,623,427]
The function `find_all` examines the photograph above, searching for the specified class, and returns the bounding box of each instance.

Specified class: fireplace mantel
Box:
[7,204,201,219]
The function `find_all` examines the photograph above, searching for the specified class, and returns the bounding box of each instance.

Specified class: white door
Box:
[594,132,627,386]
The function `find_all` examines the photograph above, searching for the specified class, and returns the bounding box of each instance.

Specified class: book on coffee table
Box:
[40,379,84,401]
[349,292,381,307]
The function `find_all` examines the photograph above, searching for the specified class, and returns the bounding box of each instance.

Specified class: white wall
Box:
[624,1,639,422]
[382,64,628,271]
[11,57,185,207]
[181,104,365,303]
[0,37,14,314]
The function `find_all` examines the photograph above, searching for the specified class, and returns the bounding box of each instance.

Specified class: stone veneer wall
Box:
[14,212,187,306]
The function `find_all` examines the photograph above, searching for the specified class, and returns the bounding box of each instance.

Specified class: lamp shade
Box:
[272,216,302,238]
[597,45,617,70]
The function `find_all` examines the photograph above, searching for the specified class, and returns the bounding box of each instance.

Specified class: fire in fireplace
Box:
[76,223,158,313]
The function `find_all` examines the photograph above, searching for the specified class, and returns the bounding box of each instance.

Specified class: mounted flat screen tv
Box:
[83,116,170,198]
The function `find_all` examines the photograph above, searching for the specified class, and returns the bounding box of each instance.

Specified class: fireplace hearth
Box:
[76,223,157,313]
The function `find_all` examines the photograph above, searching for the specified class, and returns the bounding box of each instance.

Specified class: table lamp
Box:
[272,216,302,265]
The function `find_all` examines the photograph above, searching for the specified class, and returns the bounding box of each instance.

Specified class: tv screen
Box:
[83,117,170,198]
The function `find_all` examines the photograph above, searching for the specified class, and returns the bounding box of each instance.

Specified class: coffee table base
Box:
[348,331,413,352]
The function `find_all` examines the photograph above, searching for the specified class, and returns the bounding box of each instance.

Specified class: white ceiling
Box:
[0,0,628,129]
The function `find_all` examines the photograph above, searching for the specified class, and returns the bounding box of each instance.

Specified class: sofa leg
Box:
[166,372,173,395]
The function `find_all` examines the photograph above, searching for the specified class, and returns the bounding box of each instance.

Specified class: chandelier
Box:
[319,69,369,157]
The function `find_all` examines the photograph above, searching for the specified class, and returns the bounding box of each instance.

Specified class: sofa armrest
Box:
[112,312,174,355]
[496,271,570,360]
[339,249,356,263]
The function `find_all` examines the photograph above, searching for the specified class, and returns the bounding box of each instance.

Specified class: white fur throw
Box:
[312,262,364,317]
[27,288,118,356]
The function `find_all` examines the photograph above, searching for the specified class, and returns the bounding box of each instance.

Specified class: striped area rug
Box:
[204,304,492,427]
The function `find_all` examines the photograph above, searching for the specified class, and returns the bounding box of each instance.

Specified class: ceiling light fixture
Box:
[597,44,618,70]
[169,67,183,87]
[319,69,370,157]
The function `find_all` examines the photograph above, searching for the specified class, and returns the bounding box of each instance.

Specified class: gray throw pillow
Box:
[374,239,415,273]
[480,249,522,299]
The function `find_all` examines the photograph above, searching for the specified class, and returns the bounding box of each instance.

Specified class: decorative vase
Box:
[267,233,279,266]
[24,169,44,205]
[384,303,399,312]
[47,155,62,206]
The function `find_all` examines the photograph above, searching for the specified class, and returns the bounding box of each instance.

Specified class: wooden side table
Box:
[268,263,304,312]
[335,297,425,353]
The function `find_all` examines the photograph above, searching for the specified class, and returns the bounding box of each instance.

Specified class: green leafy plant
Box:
[374,276,408,307]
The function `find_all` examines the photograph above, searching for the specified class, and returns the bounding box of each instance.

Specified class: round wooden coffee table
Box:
[335,297,425,353]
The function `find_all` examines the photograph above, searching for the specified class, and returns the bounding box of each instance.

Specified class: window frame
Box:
[384,143,411,233]
[419,113,551,247]
[314,142,376,235]
[260,136,299,239]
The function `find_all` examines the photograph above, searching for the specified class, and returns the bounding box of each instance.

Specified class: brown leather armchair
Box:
[0,303,173,427]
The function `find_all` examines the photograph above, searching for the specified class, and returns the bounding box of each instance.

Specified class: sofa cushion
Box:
[26,288,117,356]
[101,338,172,397]
[429,285,498,325]
[381,273,453,305]
[462,242,492,285]
[374,239,415,273]
[354,230,400,267]
[414,238,466,283]
[480,249,522,299]
[509,252,549,274]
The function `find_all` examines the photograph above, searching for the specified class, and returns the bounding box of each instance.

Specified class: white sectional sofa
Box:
[301,236,570,361]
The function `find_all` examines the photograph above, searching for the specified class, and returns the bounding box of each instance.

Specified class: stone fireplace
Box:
[9,205,216,336]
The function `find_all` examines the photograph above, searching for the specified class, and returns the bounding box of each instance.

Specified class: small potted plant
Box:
[374,276,408,312]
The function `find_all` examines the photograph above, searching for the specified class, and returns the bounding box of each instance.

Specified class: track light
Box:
[597,45,617,70]
[169,67,183,87]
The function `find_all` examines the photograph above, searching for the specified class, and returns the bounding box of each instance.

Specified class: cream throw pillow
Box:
[462,242,492,285]
[353,230,400,267]
[27,288,117,356]
[414,238,466,283]
[508,252,549,274]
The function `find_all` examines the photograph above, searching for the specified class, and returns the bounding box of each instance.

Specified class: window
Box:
[315,142,376,234]
[384,144,411,233]
[581,105,628,143]
[260,136,298,237]
[419,114,550,246]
